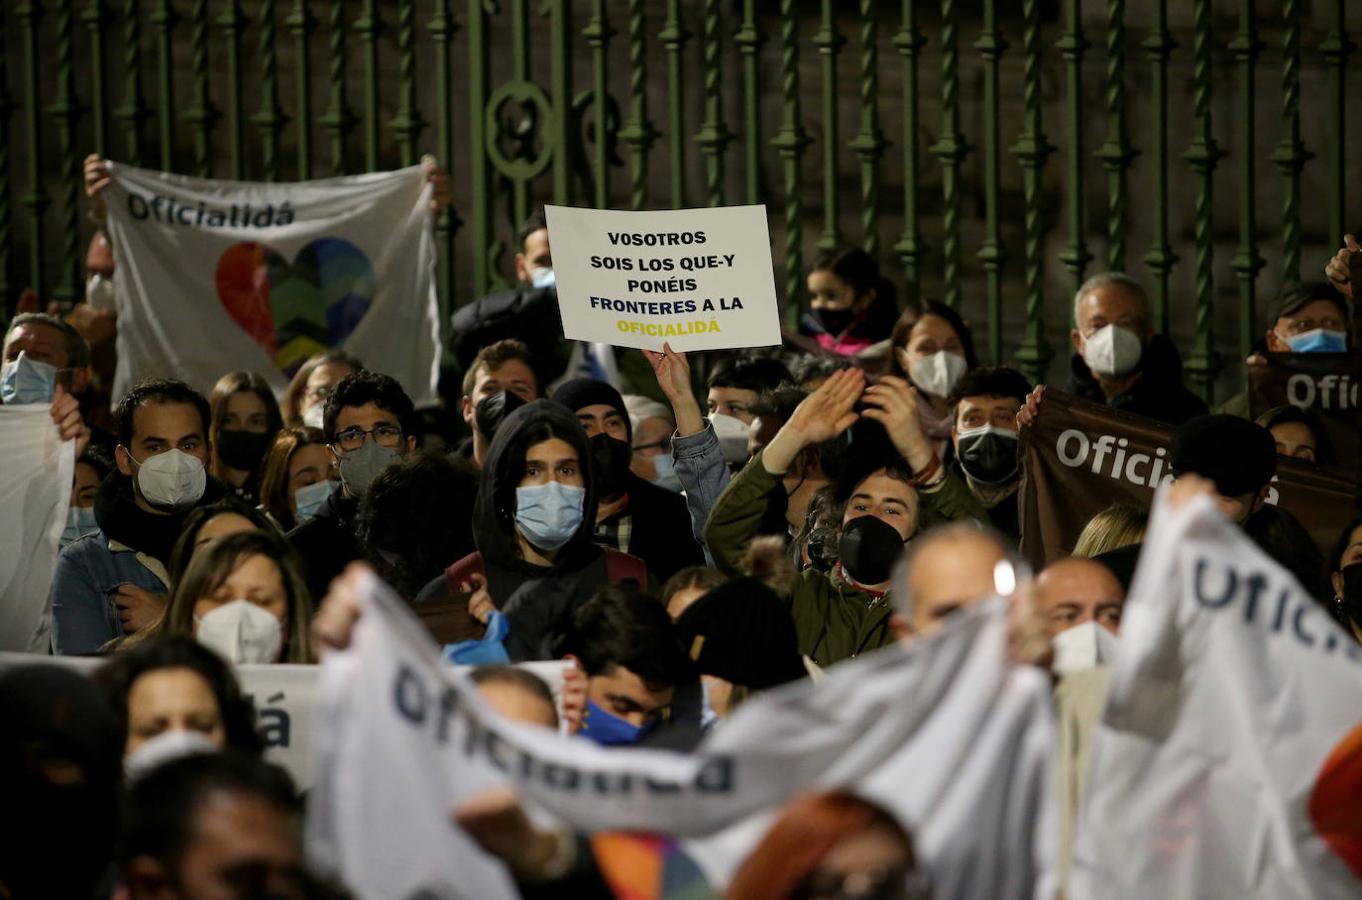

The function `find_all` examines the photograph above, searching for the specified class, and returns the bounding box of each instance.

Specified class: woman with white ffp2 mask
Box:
[158,530,314,664]
[888,300,978,459]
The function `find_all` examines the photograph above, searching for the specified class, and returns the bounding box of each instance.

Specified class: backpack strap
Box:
[603,549,649,587]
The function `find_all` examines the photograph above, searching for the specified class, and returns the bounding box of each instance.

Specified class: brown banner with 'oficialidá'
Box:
[1018,390,1357,570]
[1247,352,1362,475]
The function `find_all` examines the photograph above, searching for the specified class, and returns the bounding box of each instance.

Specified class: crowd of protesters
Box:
[0,153,1360,900]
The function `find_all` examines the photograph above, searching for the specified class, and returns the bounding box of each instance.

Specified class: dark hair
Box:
[256,426,330,531]
[4,312,90,368]
[461,338,538,397]
[560,584,692,688]
[280,350,364,425]
[1329,517,1362,576]
[167,498,276,587]
[94,636,264,756]
[469,666,559,726]
[518,208,549,248]
[121,752,297,873]
[748,386,808,422]
[1245,505,1329,604]
[1254,405,1337,467]
[660,566,729,609]
[322,370,416,444]
[789,354,853,388]
[887,301,980,376]
[76,446,114,482]
[1270,280,1350,326]
[808,246,898,310]
[115,378,212,449]
[947,366,1032,409]
[707,355,793,394]
[356,452,478,600]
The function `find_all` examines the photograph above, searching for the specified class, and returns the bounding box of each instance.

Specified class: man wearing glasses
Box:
[287,370,417,600]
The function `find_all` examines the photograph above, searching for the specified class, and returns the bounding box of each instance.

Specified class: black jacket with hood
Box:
[415,400,644,660]
[286,484,361,604]
[1065,332,1208,426]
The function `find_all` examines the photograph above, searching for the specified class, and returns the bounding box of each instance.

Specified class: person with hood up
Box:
[705,368,922,667]
[415,399,648,661]
[1065,271,1207,426]
[551,377,704,582]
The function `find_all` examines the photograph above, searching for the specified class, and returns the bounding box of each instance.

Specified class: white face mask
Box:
[128,448,207,510]
[1081,324,1144,379]
[123,728,219,782]
[907,350,968,399]
[196,599,284,665]
[85,273,117,311]
[301,403,325,429]
[709,413,752,465]
[1050,620,1119,676]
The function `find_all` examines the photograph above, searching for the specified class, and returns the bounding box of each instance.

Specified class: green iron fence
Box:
[0,1,1357,399]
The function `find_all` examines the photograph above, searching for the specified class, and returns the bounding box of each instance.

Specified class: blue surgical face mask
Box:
[0,352,58,405]
[581,697,654,747]
[293,479,338,524]
[514,480,585,551]
[60,506,99,548]
[650,453,682,493]
[1283,328,1348,354]
[530,267,556,290]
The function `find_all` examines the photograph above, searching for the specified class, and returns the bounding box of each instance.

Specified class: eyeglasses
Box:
[333,424,403,452]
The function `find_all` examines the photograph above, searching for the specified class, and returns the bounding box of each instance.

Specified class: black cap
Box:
[673,578,807,691]
[1269,281,1349,324]
[550,378,630,439]
[1170,414,1277,497]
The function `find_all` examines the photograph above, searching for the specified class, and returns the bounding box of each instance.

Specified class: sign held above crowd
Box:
[545,204,781,352]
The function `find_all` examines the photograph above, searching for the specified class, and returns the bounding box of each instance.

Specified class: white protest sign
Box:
[545,204,781,351]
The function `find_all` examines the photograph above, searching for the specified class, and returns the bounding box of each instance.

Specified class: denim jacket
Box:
[671,420,732,554]
[50,531,170,655]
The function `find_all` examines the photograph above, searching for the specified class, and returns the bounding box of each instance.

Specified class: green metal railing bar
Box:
[549,0,572,206]
[695,0,730,208]
[184,0,218,178]
[659,0,687,210]
[118,0,146,167]
[1141,0,1177,333]
[1183,0,1223,401]
[429,0,457,316]
[254,0,288,182]
[1011,0,1054,385]
[772,0,809,324]
[1056,0,1090,303]
[930,0,968,308]
[467,0,490,297]
[357,0,381,173]
[391,0,425,169]
[975,0,1006,362]
[1272,0,1310,284]
[585,0,611,208]
[288,0,313,180]
[1097,0,1137,273]
[0,6,14,305]
[18,2,48,305]
[218,0,244,179]
[152,0,174,171]
[852,0,886,259]
[813,0,842,251]
[320,0,355,175]
[51,0,82,304]
[1229,1,1264,368]
[892,1,926,303]
[1321,1,1353,244]
[619,0,658,211]
[82,0,108,157]
[736,0,761,207]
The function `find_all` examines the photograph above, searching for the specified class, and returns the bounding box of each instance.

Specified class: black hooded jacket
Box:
[1065,332,1208,426]
[415,400,645,660]
[95,472,227,565]
[286,484,361,604]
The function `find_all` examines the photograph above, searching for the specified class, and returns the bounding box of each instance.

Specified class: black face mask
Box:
[1339,564,1362,628]
[475,389,527,439]
[839,514,906,586]
[589,432,632,496]
[956,427,1020,486]
[814,307,854,336]
[216,428,274,472]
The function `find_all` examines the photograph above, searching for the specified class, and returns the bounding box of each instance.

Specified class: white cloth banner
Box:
[0,406,73,651]
[1072,491,1362,899]
[103,162,440,404]
[306,573,1057,900]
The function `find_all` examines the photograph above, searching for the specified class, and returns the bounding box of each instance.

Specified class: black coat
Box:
[286,485,361,605]
[608,472,706,582]
[1065,333,1208,427]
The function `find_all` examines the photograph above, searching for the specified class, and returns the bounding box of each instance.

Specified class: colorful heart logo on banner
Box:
[1309,720,1362,877]
[215,237,376,372]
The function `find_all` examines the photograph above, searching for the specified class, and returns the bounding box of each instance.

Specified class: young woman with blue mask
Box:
[414,400,648,661]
